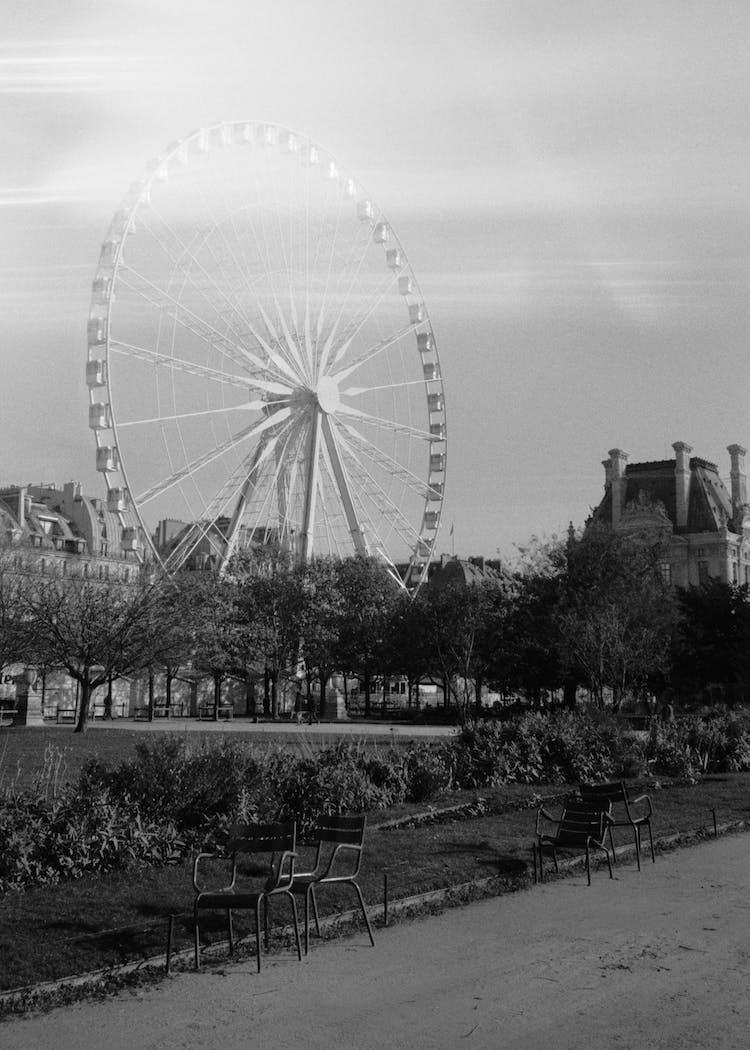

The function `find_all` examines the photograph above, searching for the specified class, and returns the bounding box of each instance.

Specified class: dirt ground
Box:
[4,832,750,1049]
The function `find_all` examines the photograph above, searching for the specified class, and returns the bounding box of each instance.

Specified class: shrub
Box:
[402,742,453,802]
[0,789,183,893]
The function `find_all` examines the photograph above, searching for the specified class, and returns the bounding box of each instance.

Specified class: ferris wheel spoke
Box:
[138,206,262,352]
[256,300,309,384]
[117,400,271,428]
[333,427,424,546]
[337,418,438,500]
[336,402,434,442]
[329,323,415,383]
[117,264,293,386]
[326,270,404,373]
[314,223,374,378]
[109,339,293,398]
[134,406,291,506]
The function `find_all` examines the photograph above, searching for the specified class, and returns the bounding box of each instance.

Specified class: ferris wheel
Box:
[86,122,447,586]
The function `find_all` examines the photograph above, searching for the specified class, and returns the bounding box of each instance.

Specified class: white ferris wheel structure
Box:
[86,122,447,587]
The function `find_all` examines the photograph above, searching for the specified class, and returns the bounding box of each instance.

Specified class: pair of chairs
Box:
[193,814,375,973]
[535,780,654,886]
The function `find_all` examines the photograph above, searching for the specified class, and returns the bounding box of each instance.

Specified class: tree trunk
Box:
[245,672,256,717]
[270,673,280,720]
[563,679,577,709]
[364,671,371,718]
[263,668,271,717]
[73,674,91,734]
[213,672,222,720]
[148,667,155,721]
[474,675,484,719]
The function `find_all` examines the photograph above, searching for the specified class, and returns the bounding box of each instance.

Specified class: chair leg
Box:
[227,908,234,955]
[585,841,591,886]
[255,899,263,973]
[351,881,375,947]
[551,846,559,874]
[646,821,656,863]
[309,886,321,936]
[608,824,617,864]
[194,903,201,970]
[304,887,311,955]
[602,844,613,879]
[633,825,641,871]
[263,897,270,950]
[286,891,302,961]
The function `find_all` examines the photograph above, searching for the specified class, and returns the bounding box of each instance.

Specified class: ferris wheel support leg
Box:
[220,442,265,571]
[321,415,368,558]
[299,406,323,564]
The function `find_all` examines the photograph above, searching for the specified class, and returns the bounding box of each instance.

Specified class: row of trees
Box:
[2,524,750,732]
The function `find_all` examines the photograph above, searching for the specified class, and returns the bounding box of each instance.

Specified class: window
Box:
[659,562,672,586]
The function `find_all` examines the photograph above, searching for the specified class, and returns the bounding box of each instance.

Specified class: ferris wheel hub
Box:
[315,375,341,415]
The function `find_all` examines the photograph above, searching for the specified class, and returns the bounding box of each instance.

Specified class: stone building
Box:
[592,442,750,589]
[0,480,145,725]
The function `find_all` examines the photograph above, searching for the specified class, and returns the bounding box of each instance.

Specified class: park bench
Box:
[579,780,655,870]
[133,705,150,720]
[56,706,76,724]
[535,799,614,886]
[0,706,17,728]
[193,820,302,973]
[198,703,234,721]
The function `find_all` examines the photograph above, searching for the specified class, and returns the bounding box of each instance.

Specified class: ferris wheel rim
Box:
[86,120,447,586]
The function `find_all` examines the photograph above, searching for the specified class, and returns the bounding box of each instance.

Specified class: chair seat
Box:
[196,890,266,909]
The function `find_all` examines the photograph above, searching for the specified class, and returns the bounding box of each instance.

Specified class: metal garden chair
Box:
[535,799,614,886]
[291,813,375,953]
[193,820,302,973]
[579,780,655,870]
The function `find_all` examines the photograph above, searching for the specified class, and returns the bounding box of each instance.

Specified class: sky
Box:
[2,0,750,562]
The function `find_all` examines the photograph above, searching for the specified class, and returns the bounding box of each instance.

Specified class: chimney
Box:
[602,457,613,491]
[608,449,628,527]
[728,444,747,511]
[673,441,692,529]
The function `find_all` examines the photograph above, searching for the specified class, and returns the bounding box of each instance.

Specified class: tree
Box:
[25,572,164,733]
[176,570,243,719]
[335,557,400,717]
[423,578,513,723]
[386,589,435,708]
[229,549,307,720]
[296,557,345,717]
[672,580,750,705]
[0,548,31,678]
[555,524,675,708]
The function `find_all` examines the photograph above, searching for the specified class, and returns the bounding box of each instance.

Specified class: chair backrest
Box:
[227,821,297,888]
[227,821,297,855]
[580,781,628,810]
[555,801,609,847]
[315,813,366,848]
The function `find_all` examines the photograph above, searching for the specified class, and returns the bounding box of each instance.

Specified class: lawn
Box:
[1,726,749,1003]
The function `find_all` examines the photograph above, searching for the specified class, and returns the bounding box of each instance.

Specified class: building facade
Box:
[593,442,750,589]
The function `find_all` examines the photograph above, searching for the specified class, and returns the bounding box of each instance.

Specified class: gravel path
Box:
[4,833,750,1049]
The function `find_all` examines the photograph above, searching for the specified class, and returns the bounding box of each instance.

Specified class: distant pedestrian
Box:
[308,693,319,724]
[293,689,304,724]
